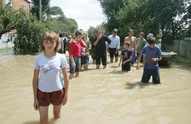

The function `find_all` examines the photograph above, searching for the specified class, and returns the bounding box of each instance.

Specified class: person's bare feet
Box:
[103,65,107,69]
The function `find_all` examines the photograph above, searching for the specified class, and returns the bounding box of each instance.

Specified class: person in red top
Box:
[69,30,86,79]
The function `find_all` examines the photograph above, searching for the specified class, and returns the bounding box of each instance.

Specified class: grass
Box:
[0,47,13,52]
[172,54,191,67]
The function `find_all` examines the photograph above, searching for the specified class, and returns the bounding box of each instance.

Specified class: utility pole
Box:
[39,0,42,21]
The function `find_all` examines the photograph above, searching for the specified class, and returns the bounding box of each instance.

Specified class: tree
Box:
[14,10,47,53]
[0,1,20,38]
[145,0,185,44]
[98,0,124,33]
[49,6,64,16]
[87,26,96,37]
[48,15,78,35]
[30,0,50,20]
[99,0,187,45]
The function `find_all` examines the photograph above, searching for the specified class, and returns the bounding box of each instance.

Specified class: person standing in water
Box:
[136,36,162,84]
[124,29,137,66]
[118,42,132,72]
[136,32,147,62]
[32,31,69,124]
[93,29,111,69]
[69,30,87,79]
[108,28,120,63]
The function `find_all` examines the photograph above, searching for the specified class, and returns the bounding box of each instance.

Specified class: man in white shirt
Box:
[108,29,120,63]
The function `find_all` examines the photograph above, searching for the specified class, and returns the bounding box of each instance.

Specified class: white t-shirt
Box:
[34,53,67,92]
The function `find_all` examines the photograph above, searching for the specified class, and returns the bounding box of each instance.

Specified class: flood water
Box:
[0,51,191,124]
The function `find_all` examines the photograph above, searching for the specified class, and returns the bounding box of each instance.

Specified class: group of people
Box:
[32,29,162,124]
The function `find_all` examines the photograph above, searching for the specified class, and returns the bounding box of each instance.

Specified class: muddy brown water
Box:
[0,51,191,124]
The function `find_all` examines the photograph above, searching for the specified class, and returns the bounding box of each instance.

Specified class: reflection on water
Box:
[0,51,191,124]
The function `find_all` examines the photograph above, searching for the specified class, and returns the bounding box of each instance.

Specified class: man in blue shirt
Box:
[108,29,120,63]
[136,37,162,84]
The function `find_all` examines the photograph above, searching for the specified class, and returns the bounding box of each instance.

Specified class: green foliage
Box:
[31,0,50,20]
[98,0,187,44]
[98,0,124,32]
[49,6,64,16]
[172,54,191,67]
[0,1,19,38]
[48,16,78,35]
[87,26,96,37]
[30,0,78,35]
[14,10,47,53]
[1,0,78,53]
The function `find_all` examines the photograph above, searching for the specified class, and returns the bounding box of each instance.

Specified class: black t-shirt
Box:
[93,35,111,53]
[121,49,132,62]
[90,35,96,49]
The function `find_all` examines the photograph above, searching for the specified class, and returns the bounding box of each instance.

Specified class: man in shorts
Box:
[93,29,111,69]
[108,28,120,63]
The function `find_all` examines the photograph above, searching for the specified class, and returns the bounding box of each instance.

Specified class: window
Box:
[22,3,27,11]
[5,0,12,6]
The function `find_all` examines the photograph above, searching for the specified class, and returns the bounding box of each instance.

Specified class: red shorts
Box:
[37,88,65,106]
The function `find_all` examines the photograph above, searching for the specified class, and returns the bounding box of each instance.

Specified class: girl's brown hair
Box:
[40,31,59,52]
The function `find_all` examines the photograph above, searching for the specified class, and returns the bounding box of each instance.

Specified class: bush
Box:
[13,10,48,53]
[172,54,191,67]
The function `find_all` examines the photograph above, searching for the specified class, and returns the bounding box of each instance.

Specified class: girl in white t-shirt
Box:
[32,31,69,123]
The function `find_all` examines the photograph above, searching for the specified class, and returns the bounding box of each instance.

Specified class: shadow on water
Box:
[22,121,39,124]
[110,65,119,68]
[125,81,160,89]
[22,117,59,124]
[109,70,126,74]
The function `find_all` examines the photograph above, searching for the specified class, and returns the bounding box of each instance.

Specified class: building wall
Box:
[2,0,30,13]
[12,0,30,13]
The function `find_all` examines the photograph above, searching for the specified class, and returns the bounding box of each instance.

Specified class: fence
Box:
[162,40,191,56]
[0,33,15,49]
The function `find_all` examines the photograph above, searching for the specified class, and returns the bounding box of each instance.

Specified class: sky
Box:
[50,0,106,31]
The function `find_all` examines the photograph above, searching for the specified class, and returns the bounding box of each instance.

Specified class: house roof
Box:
[25,0,30,3]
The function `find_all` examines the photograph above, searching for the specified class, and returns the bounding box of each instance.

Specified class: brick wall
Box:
[13,0,30,13]
[3,0,30,13]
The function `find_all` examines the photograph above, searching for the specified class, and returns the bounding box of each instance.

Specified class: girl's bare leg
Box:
[53,105,62,119]
[39,106,49,124]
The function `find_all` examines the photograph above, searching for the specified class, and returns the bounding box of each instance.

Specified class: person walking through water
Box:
[124,29,137,66]
[69,30,87,79]
[108,28,120,63]
[32,31,69,124]
[93,29,111,69]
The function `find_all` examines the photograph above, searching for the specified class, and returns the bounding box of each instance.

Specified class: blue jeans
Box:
[131,50,135,64]
[69,56,81,73]
[141,68,161,84]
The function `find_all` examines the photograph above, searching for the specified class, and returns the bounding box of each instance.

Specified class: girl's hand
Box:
[33,100,39,110]
[62,95,68,106]
[72,62,76,68]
